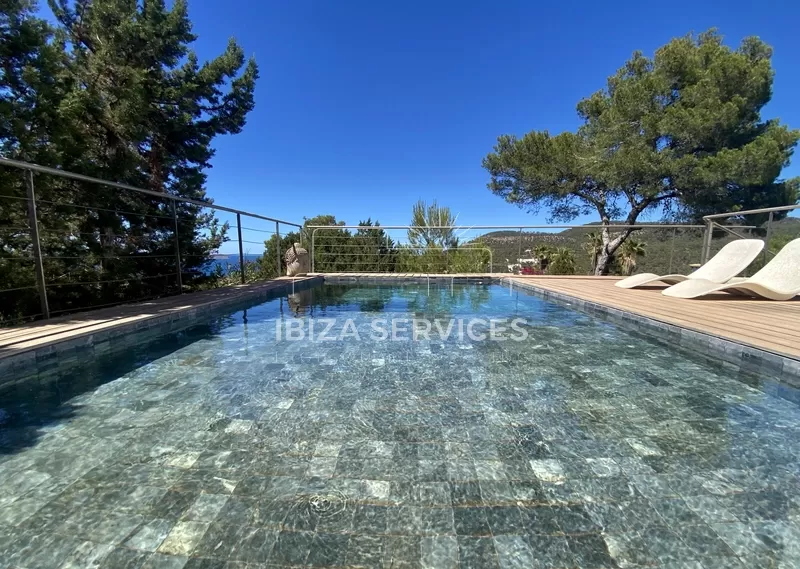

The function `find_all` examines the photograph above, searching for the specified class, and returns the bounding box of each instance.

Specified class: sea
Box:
[207,254,262,274]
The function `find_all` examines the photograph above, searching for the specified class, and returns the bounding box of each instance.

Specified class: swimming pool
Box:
[1,283,799,568]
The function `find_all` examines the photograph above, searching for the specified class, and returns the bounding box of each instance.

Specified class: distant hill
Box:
[470,216,800,275]
[771,216,800,232]
[470,228,588,272]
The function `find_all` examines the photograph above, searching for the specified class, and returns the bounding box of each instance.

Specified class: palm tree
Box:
[408,200,459,249]
[617,237,646,276]
[549,247,577,275]
[532,244,553,272]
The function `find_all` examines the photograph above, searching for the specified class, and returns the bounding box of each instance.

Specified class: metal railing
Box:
[308,224,730,276]
[3,154,791,324]
[702,204,800,264]
[0,157,303,323]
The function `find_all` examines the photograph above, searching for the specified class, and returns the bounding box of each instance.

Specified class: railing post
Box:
[275,221,281,277]
[311,229,316,273]
[763,211,774,263]
[702,219,713,265]
[171,201,183,292]
[668,227,677,274]
[24,169,50,319]
[517,228,522,273]
[237,213,245,285]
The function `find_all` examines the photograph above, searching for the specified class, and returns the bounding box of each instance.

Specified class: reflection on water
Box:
[0,283,799,568]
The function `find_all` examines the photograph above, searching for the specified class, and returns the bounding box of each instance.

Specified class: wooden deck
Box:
[0,277,318,362]
[509,276,800,360]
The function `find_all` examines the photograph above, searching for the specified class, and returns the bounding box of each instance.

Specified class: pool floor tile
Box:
[420,535,459,569]
[100,547,152,569]
[266,530,314,566]
[345,534,384,567]
[125,519,174,551]
[383,535,422,568]
[519,506,562,535]
[157,521,210,556]
[306,532,350,566]
[227,527,277,564]
[141,553,189,569]
[567,534,618,568]
[525,534,575,568]
[453,507,492,536]
[457,536,500,568]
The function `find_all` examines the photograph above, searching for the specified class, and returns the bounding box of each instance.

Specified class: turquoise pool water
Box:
[1,283,799,568]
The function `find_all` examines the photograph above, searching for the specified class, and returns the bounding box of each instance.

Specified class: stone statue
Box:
[284,242,310,276]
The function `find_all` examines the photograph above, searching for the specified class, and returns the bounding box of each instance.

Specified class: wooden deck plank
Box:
[556,284,799,330]
[521,281,800,332]
[512,280,800,335]
[509,276,800,359]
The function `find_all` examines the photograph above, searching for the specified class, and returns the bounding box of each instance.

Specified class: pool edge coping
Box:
[0,276,324,382]
[2,273,797,386]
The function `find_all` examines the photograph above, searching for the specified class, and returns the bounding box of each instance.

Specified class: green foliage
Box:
[200,259,260,289]
[408,199,458,249]
[352,219,397,272]
[293,215,397,274]
[447,245,491,274]
[532,245,553,271]
[506,242,576,275]
[305,214,352,272]
[296,209,489,275]
[581,232,603,273]
[548,247,577,275]
[0,0,257,321]
[400,200,491,272]
[613,237,647,276]
[393,245,489,273]
[395,247,446,273]
[483,29,798,275]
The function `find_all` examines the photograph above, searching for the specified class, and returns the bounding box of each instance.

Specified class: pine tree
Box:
[48,0,257,287]
[484,30,799,275]
[0,0,69,320]
[353,219,396,272]
[1,0,258,320]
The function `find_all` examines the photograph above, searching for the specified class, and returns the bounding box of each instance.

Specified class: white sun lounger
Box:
[663,238,800,300]
[615,239,764,289]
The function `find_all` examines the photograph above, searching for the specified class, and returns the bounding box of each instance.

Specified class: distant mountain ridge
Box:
[469,216,800,274]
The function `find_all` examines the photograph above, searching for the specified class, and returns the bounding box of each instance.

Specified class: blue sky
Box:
[43,1,800,252]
